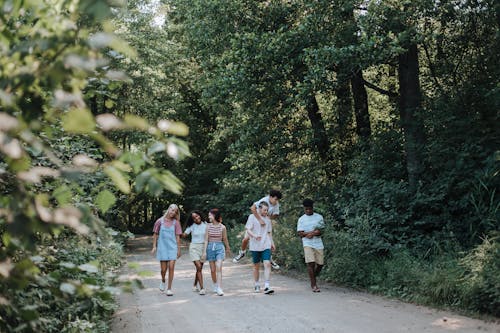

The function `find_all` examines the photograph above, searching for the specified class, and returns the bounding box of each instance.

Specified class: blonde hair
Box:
[164,204,180,221]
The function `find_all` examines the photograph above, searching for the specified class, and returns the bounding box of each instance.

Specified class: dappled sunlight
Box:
[431,317,468,330]
[113,236,500,333]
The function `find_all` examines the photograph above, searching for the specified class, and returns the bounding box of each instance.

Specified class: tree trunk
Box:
[335,79,353,141]
[351,70,371,139]
[305,92,330,162]
[398,44,426,191]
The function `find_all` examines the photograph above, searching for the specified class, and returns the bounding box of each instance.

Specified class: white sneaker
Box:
[216,287,224,296]
[159,282,165,292]
[199,288,206,295]
[271,260,280,270]
[254,285,261,293]
[166,289,173,296]
[212,285,218,293]
[192,286,199,292]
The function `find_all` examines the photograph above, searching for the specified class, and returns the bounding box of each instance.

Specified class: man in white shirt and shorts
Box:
[246,201,275,294]
[297,198,324,292]
[233,189,282,269]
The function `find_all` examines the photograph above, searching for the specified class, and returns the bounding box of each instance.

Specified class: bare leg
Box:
[193,261,199,288]
[240,236,249,251]
[167,260,176,290]
[194,261,204,289]
[314,264,323,277]
[253,263,260,283]
[160,261,167,282]
[209,261,217,284]
[216,259,223,288]
[263,260,271,282]
[307,262,317,289]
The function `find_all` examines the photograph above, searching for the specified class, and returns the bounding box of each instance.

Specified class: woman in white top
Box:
[182,210,208,295]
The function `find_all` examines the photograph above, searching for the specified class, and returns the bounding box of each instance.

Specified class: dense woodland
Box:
[0,0,499,331]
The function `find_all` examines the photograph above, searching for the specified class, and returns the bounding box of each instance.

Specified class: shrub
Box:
[0,229,124,333]
[459,233,500,316]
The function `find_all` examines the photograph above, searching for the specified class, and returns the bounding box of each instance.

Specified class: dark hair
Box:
[302,198,314,207]
[209,208,222,222]
[186,210,205,227]
[269,189,282,199]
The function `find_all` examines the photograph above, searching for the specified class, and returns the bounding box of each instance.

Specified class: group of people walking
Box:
[151,190,325,297]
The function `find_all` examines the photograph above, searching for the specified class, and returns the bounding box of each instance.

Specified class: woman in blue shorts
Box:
[202,208,231,296]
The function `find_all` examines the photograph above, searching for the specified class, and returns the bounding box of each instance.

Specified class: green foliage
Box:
[163,0,499,316]
[0,0,188,329]
[459,234,500,316]
[0,229,125,332]
[271,219,307,272]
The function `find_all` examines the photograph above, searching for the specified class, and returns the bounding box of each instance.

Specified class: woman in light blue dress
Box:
[151,204,182,296]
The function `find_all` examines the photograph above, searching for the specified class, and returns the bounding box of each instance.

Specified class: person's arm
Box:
[304,229,320,238]
[222,225,232,256]
[297,229,307,237]
[269,222,275,251]
[151,232,158,254]
[297,218,307,238]
[250,203,266,225]
[245,221,257,239]
[246,216,260,240]
[176,234,181,258]
[181,226,191,238]
[151,219,159,253]
[201,227,208,260]
[269,214,279,220]
[308,217,324,238]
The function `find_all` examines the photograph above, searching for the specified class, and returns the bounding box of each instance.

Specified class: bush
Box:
[272,218,306,272]
[0,229,124,333]
[459,233,500,316]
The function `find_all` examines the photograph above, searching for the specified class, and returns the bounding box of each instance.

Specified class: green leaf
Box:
[53,185,73,206]
[157,171,183,195]
[104,166,130,194]
[95,189,116,213]
[60,282,76,295]
[123,114,149,130]
[78,262,98,273]
[62,108,95,134]
[147,141,166,156]
[105,99,114,109]
[147,176,164,197]
[157,120,189,136]
[135,170,152,192]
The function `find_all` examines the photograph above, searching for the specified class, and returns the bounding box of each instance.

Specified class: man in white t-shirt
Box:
[246,201,275,294]
[297,198,324,293]
[233,189,282,269]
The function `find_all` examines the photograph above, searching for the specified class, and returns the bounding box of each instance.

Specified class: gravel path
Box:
[111,235,499,333]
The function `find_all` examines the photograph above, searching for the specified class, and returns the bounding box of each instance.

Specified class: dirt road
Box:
[111,235,499,333]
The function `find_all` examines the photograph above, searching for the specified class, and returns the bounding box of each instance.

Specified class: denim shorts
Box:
[251,248,271,263]
[206,242,225,261]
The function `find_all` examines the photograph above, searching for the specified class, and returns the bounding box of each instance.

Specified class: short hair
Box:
[258,201,269,209]
[269,189,282,199]
[302,198,314,207]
